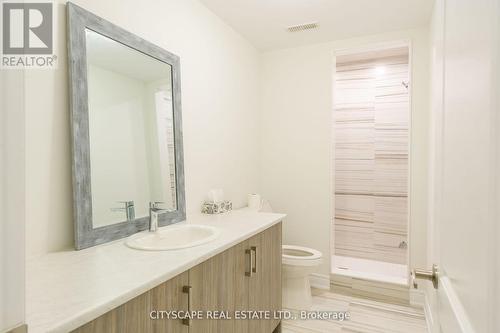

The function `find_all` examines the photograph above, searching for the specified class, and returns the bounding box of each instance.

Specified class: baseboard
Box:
[423,294,436,333]
[4,324,27,333]
[309,273,330,290]
[409,289,425,307]
[410,288,435,333]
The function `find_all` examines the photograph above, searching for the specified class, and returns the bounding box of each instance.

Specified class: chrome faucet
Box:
[149,202,168,232]
[111,201,135,221]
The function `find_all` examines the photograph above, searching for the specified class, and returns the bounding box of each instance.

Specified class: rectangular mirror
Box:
[68,3,185,249]
[86,29,177,227]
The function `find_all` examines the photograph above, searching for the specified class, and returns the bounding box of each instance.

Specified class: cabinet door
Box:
[150,271,189,333]
[189,240,249,333]
[71,272,189,333]
[248,223,282,333]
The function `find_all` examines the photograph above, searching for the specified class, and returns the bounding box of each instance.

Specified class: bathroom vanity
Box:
[72,222,281,333]
[26,211,284,333]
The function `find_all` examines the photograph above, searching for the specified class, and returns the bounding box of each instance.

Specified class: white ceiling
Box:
[199,0,435,51]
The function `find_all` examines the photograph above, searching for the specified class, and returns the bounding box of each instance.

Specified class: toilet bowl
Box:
[282,245,322,310]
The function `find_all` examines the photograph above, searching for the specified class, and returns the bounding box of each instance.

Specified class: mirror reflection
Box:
[86,29,176,228]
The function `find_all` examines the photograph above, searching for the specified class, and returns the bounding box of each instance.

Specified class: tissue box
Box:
[202,200,232,214]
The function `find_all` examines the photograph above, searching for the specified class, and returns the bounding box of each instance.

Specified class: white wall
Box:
[0,71,26,331]
[25,0,261,257]
[260,28,430,276]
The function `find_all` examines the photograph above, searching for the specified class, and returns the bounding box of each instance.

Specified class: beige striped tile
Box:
[335,195,374,222]
[334,218,374,260]
[374,196,408,234]
[334,48,409,265]
[335,160,374,195]
[373,158,408,196]
[282,288,426,333]
[331,275,410,305]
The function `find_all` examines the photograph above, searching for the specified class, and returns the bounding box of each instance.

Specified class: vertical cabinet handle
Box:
[245,248,253,277]
[182,286,192,326]
[251,246,257,274]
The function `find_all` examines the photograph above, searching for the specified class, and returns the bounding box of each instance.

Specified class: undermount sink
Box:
[126,224,220,251]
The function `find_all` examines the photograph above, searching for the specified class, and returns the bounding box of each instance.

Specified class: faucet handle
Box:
[149,201,164,209]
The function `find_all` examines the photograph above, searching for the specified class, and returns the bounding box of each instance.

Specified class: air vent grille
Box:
[287,22,319,32]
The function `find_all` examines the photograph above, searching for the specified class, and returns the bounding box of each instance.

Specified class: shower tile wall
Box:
[334,49,409,265]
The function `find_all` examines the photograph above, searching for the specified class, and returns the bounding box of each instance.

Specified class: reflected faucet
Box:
[149,202,168,232]
[111,201,135,221]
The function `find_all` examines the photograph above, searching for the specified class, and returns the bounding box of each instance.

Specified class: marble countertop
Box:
[26,210,286,333]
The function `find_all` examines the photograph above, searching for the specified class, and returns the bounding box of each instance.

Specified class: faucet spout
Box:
[149,202,168,232]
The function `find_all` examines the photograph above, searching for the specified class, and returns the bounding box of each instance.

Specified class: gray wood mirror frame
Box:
[67,2,186,250]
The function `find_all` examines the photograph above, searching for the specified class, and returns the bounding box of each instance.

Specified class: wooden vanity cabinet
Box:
[72,222,282,333]
[189,222,282,333]
[188,237,249,333]
[247,222,282,333]
[72,272,189,333]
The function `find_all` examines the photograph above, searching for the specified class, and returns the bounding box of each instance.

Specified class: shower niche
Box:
[332,45,410,287]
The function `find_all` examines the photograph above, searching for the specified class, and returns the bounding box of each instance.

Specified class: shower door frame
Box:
[330,39,414,286]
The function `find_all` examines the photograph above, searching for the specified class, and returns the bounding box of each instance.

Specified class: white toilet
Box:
[282,245,323,310]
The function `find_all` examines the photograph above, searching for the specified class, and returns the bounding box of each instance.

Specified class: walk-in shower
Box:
[332,45,410,287]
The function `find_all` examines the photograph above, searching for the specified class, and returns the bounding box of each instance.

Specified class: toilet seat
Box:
[282,245,322,266]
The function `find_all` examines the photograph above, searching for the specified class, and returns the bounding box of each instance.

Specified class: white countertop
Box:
[26,210,285,333]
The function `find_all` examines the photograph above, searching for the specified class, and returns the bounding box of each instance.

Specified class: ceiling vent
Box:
[287,22,319,32]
